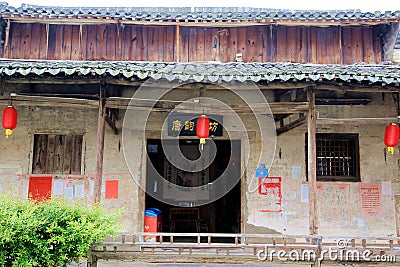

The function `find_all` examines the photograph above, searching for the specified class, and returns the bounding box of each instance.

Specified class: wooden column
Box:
[0,78,4,96]
[307,88,318,235]
[93,83,106,204]
[175,25,180,62]
[87,249,98,267]
[3,19,10,58]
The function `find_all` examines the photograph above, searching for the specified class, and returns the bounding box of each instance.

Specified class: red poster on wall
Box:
[105,180,119,199]
[258,176,282,212]
[28,176,52,202]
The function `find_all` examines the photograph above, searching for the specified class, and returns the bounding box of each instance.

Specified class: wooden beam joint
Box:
[276,114,306,135]
[105,108,119,135]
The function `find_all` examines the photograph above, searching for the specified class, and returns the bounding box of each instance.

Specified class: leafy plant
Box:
[0,195,120,267]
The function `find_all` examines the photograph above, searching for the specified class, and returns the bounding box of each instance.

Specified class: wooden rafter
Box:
[5,17,399,27]
[5,78,101,85]
[3,76,399,92]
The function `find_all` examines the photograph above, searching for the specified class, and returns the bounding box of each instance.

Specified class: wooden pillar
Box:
[87,249,98,267]
[307,88,318,235]
[0,78,4,96]
[45,24,50,60]
[93,83,106,204]
[175,25,180,62]
[3,19,10,58]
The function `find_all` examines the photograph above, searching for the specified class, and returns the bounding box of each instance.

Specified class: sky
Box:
[4,0,400,12]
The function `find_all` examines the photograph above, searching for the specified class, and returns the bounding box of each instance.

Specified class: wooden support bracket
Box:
[276,113,306,135]
[105,111,118,135]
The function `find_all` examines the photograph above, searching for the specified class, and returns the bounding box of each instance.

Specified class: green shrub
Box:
[0,195,120,267]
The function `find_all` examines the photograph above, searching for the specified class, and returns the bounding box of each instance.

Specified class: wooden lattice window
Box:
[306,133,360,182]
[32,134,83,174]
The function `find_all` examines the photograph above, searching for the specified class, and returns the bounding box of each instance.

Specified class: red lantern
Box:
[384,123,399,154]
[2,105,17,138]
[196,115,209,150]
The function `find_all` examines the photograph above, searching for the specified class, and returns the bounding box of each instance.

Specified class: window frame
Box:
[305,133,360,182]
[31,133,84,175]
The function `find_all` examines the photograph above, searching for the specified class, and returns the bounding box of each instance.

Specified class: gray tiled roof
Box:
[0,3,399,24]
[0,60,399,86]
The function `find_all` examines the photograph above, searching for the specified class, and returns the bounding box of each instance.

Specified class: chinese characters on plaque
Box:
[168,114,223,137]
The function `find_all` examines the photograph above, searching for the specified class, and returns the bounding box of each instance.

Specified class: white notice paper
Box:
[292,166,301,180]
[75,184,85,198]
[89,181,94,196]
[382,182,392,195]
[301,184,309,203]
[53,180,64,196]
[64,186,74,200]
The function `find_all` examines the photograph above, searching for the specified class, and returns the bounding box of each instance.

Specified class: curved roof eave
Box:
[0,59,399,87]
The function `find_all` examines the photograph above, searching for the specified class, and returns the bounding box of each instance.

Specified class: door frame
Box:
[140,137,245,234]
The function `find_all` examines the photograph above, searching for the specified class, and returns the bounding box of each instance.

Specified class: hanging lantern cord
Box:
[9,92,14,106]
[6,96,12,138]
[397,92,400,123]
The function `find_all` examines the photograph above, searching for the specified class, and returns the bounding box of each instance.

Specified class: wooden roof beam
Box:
[4,16,398,27]
[0,94,309,114]
[5,78,101,85]
[106,79,399,92]
[3,77,399,93]
[0,95,99,108]
[276,114,306,135]
[105,96,309,114]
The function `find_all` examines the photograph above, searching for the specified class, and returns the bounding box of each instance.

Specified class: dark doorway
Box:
[145,139,241,234]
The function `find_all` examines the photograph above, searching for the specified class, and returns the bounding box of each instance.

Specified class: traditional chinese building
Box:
[0,3,400,266]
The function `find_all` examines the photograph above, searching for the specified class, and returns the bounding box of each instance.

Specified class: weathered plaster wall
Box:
[246,93,399,237]
[0,105,137,232]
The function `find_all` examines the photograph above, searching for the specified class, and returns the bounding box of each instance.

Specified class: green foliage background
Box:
[0,196,120,267]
